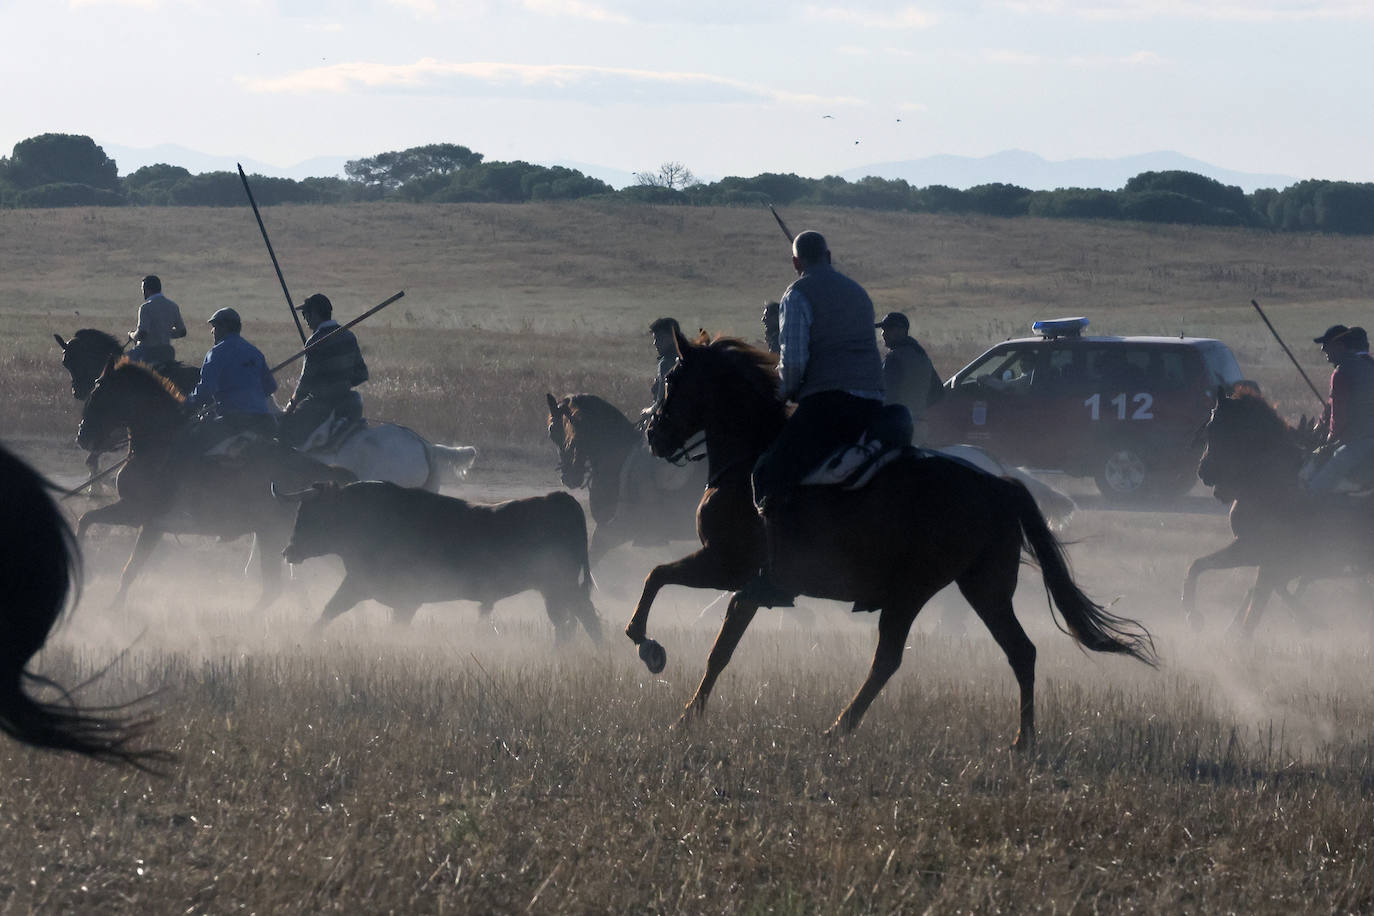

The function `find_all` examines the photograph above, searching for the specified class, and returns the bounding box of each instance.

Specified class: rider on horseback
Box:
[278,293,370,450]
[1308,324,1374,492]
[126,275,186,366]
[738,229,887,607]
[184,308,278,454]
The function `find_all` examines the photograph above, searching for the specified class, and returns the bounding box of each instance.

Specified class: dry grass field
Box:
[4,202,1374,912]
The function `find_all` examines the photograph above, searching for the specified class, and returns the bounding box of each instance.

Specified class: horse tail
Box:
[0,445,166,767]
[1006,478,1157,666]
[431,444,478,483]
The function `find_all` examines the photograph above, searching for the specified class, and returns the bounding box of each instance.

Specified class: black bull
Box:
[274,481,603,643]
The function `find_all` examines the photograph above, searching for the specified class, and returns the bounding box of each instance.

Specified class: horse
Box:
[1183,392,1374,634]
[626,331,1155,748]
[545,392,706,564]
[74,358,355,610]
[57,329,477,491]
[0,442,164,766]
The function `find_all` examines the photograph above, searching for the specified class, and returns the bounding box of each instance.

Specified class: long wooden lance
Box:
[1250,299,1327,408]
[768,204,795,244]
[270,291,405,374]
[238,163,308,346]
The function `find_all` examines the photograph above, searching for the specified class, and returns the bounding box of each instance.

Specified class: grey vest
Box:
[883,338,937,423]
[787,265,884,400]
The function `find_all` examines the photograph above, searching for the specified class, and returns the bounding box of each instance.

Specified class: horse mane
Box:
[112,357,186,404]
[1221,392,1293,438]
[72,328,122,351]
[688,334,782,406]
[564,394,635,436]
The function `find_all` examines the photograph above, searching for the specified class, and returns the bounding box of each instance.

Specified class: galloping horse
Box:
[1183,392,1374,633]
[628,332,1155,747]
[57,329,476,490]
[75,358,354,609]
[57,329,200,488]
[545,393,705,564]
[0,442,162,766]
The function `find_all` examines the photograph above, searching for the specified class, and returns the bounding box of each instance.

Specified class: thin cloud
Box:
[520,0,630,22]
[996,0,1374,22]
[239,59,865,108]
[980,48,1167,67]
[804,4,939,28]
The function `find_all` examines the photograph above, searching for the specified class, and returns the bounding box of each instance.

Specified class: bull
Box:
[273,480,603,643]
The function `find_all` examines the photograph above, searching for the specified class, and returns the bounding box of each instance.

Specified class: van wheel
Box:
[1094,446,1149,500]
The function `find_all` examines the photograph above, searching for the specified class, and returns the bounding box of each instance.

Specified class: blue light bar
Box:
[1031,317,1090,338]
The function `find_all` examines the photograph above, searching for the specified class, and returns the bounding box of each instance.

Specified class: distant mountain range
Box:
[103,143,1299,194]
[839,150,1299,194]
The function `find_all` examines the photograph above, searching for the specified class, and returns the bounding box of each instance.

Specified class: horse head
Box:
[646,329,782,462]
[1198,393,1302,501]
[56,329,123,400]
[76,359,184,452]
[546,393,589,489]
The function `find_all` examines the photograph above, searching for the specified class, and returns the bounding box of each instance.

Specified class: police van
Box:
[927,317,1248,500]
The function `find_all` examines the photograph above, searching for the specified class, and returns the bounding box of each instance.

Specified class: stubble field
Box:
[3,201,1374,912]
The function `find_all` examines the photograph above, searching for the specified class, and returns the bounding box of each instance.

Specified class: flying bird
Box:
[821,114,834,119]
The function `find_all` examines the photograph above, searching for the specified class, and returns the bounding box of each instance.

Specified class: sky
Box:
[3,0,1372,183]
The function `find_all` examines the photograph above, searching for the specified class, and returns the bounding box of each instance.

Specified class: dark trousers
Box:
[751,391,883,513]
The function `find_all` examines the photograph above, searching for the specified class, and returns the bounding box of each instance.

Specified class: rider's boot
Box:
[735,502,795,608]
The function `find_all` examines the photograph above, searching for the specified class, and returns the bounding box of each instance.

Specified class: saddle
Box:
[300,392,367,452]
[301,413,368,453]
[799,403,916,491]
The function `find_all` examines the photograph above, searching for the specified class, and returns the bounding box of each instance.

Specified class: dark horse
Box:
[1183,392,1374,634]
[545,392,705,565]
[627,331,1156,747]
[55,329,201,400]
[0,442,162,766]
[56,329,201,488]
[75,358,354,609]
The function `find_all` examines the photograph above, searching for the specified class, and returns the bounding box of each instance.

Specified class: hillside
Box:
[7,201,1373,461]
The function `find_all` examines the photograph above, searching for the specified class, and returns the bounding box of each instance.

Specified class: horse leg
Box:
[111,526,163,609]
[625,546,751,647]
[312,575,366,632]
[957,552,1038,751]
[1183,539,1264,630]
[570,594,604,645]
[1234,566,1283,637]
[678,594,759,726]
[76,499,146,540]
[251,529,288,613]
[589,521,626,569]
[826,604,921,737]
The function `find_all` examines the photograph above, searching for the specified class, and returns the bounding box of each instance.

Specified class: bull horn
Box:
[54,334,69,351]
[270,481,313,503]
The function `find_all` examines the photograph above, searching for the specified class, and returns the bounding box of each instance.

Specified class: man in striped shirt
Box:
[278,293,370,449]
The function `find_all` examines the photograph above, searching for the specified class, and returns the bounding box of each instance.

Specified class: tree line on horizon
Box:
[4,132,1374,235]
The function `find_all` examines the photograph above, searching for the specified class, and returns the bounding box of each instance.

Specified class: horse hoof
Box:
[638,638,667,674]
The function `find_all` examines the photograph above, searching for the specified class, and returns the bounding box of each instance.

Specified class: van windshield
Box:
[1200,345,1244,388]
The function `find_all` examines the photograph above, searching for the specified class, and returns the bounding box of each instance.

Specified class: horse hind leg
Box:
[957,557,1037,752]
[827,601,924,737]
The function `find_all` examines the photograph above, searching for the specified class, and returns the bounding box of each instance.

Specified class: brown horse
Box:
[545,392,704,564]
[627,331,1155,747]
[1184,392,1374,633]
[74,358,353,610]
[0,442,164,766]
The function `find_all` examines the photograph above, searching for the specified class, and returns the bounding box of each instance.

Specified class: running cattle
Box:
[275,481,603,643]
